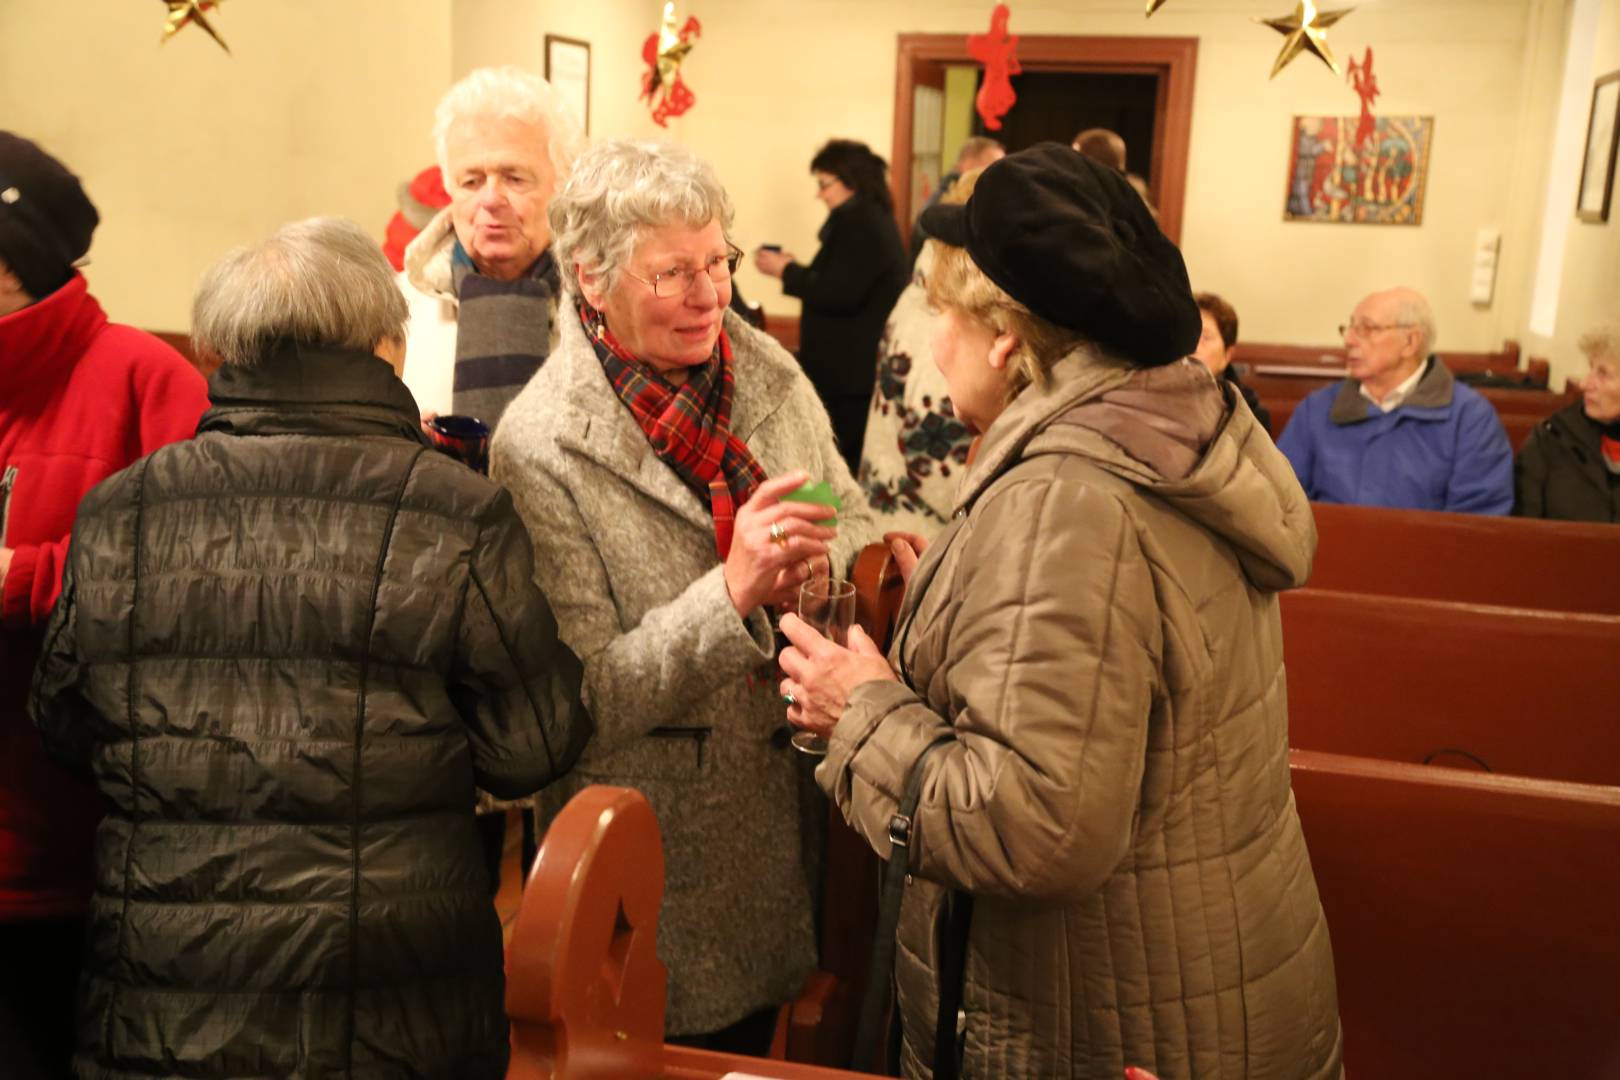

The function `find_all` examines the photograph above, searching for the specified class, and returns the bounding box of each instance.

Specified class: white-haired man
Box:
[1277,286,1513,513]
[400,66,585,425]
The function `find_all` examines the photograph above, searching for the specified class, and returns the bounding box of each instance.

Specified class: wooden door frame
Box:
[892,34,1199,245]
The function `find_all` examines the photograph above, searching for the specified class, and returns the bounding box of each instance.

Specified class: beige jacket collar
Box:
[402,208,458,305]
[953,346,1138,514]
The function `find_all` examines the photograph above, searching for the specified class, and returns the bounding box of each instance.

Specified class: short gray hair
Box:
[1578,319,1620,363]
[433,66,584,185]
[192,217,408,368]
[548,139,734,299]
[1386,286,1437,356]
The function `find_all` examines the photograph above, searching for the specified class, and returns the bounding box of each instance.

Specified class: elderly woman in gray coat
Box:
[490,139,876,1053]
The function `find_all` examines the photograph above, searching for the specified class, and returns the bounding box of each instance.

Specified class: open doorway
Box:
[893,34,1198,244]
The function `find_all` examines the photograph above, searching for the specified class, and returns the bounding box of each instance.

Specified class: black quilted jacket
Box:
[30,342,590,1080]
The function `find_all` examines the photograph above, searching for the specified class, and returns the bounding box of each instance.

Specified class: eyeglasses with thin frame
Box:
[1338,320,1414,339]
[623,243,745,299]
[815,176,837,192]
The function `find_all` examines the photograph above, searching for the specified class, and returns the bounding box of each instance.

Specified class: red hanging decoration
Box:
[1347,47,1379,150]
[968,4,1020,131]
[640,2,702,128]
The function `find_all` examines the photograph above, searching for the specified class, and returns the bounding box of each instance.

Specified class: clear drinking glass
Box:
[790,577,857,756]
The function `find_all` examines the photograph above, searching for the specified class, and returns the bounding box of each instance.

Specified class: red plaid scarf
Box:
[582,303,767,558]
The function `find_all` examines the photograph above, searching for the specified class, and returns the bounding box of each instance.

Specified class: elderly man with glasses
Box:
[1276,286,1513,513]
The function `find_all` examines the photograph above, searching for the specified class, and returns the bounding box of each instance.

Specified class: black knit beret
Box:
[0,132,100,299]
[919,142,1200,367]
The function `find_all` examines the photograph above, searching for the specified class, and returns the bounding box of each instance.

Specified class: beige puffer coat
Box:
[820,350,1344,1079]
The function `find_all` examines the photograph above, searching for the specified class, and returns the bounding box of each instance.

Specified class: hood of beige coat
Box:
[402,207,458,304]
[958,349,1316,592]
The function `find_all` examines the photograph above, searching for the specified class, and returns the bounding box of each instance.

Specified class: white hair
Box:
[191,217,408,368]
[1386,287,1437,356]
[432,66,585,184]
[1578,319,1620,363]
[547,139,734,299]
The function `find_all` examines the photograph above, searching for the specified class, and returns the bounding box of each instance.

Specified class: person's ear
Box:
[577,263,607,309]
[987,331,1019,371]
[374,336,407,377]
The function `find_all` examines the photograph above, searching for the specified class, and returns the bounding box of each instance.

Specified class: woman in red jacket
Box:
[0,131,208,1079]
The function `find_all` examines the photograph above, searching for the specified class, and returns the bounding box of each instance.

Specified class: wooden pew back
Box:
[1305,501,1620,614]
[1281,588,1620,785]
[1289,750,1620,1079]
[506,785,881,1079]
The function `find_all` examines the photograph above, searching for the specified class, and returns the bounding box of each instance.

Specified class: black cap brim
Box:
[918,201,970,248]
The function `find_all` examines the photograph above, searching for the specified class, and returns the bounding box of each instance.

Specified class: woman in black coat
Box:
[1514,325,1620,522]
[755,139,908,471]
[30,217,591,1080]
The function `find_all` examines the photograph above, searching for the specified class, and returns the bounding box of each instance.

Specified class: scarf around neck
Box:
[580,301,766,558]
[451,239,560,425]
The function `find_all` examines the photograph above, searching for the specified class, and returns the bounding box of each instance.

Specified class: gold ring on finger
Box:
[769,521,789,548]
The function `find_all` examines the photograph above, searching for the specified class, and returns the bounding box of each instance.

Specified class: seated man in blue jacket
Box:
[1277,286,1513,514]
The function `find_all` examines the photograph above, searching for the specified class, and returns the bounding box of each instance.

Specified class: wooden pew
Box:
[1289,749,1620,1079]
[1233,338,1545,385]
[1305,502,1620,614]
[505,784,882,1079]
[1281,588,1620,785]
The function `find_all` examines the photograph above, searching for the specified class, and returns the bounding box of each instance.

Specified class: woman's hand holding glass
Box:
[724,472,839,618]
[778,613,898,743]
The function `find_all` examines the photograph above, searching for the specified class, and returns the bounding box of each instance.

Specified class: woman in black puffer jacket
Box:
[30,217,591,1080]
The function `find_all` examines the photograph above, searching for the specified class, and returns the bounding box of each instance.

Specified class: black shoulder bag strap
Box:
[852,732,971,1078]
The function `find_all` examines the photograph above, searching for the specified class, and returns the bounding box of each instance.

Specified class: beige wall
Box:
[6,0,1607,373]
[674,0,1552,357]
[0,0,453,333]
[1523,0,1620,387]
[450,0,659,142]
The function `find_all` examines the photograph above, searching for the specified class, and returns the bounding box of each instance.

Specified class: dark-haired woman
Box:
[755,139,908,470]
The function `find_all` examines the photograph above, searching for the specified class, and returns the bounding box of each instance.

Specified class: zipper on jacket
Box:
[647,725,712,769]
[0,465,16,545]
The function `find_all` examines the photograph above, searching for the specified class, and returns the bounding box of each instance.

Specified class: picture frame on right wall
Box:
[1577,69,1620,223]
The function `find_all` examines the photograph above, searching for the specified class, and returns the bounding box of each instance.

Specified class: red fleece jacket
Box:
[0,273,208,920]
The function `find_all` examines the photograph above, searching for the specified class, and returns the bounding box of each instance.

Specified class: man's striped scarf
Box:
[451,240,559,425]
[581,302,766,558]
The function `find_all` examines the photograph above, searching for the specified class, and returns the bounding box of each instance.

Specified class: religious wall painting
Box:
[1576,70,1620,223]
[1283,114,1433,225]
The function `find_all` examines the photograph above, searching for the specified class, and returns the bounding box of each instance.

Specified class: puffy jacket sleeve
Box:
[30,549,96,782]
[1446,393,1514,515]
[818,477,1161,903]
[451,487,592,799]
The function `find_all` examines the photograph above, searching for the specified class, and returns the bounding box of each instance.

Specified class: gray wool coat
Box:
[490,306,877,1035]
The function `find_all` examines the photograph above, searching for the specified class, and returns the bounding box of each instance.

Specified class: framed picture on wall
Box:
[545,34,591,135]
[1577,69,1620,223]
[1282,115,1433,225]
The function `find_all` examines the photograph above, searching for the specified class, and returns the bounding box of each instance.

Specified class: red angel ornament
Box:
[641,2,702,127]
[968,4,1020,131]
[1347,47,1379,150]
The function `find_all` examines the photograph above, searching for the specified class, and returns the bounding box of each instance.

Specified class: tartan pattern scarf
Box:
[581,302,766,558]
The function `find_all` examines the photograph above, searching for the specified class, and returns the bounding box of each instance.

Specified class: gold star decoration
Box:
[1145,0,1171,15]
[161,0,231,55]
[1256,1,1353,79]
